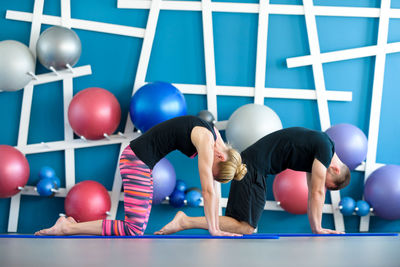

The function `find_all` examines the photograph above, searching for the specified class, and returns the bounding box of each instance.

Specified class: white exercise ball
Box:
[226,104,283,152]
[0,40,35,92]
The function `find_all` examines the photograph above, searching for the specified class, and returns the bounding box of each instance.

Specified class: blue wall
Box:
[1,0,400,234]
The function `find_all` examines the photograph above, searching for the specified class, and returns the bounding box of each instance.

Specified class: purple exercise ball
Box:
[325,123,368,170]
[152,158,176,204]
[364,165,400,220]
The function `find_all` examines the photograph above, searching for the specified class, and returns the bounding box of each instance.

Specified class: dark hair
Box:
[331,164,351,190]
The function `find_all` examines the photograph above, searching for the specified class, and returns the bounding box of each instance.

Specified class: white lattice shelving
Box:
[4,0,395,233]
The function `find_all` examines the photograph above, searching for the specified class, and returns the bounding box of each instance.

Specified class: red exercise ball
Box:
[68,87,121,140]
[0,145,30,198]
[65,180,111,222]
[273,169,308,215]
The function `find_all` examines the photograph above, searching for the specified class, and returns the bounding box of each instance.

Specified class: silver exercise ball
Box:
[226,104,283,152]
[0,40,35,92]
[36,26,82,70]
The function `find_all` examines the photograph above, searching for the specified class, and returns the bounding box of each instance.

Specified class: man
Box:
[155,127,351,235]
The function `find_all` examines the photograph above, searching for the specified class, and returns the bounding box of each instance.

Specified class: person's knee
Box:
[240,222,255,235]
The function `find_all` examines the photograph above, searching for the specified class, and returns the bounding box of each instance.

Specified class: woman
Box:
[35,115,247,236]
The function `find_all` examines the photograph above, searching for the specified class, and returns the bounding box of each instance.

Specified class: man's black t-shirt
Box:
[241,127,335,176]
[225,127,335,228]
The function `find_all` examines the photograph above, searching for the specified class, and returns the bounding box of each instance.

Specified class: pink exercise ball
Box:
[273,169,308,215]
[0,145,30,198]
[68,87,121,140]
[65,180,111,222]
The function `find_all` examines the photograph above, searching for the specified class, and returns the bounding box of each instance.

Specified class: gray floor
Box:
[1,236,399,267]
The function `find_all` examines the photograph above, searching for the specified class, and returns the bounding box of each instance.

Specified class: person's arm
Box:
[307,159,344,234]
[192,127,237,236]
[214,180,220,230]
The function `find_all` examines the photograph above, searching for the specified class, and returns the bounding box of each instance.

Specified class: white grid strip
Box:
[6,11,146,38]
[60,0,76,192]
[201,0,221,214]
[302,0,344,232]
[8,0,45,233]
[360,0,391,232]
[254,0,269,105]
[118,0,400,19]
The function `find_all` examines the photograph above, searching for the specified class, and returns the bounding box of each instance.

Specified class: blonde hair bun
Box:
[234,163,247,181]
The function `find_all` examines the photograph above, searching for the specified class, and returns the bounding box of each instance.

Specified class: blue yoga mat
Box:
[273,233,399,237]
[0,233,396,239]
[0,234,279,239]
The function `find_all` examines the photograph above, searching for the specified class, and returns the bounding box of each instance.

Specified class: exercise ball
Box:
[175,179,187,193]
[129,82,187,132]
[355,200,370,217]
[273,169,308,215]
[0,40,35,91]
[338,196,356,216]
[226,104,282,152]
[325,124,367,170]
[36,26,81,70]
[50,176,61,189]
[197,110,215,124]
[169,189,185,208]
[152,158,176,205]
[185,189,202,207]
[36,177,57,197]
[364,165,400,220]
[39,166,56,180]
[68,87,121,140]
[65,180,111,222]
[0,145,30,198]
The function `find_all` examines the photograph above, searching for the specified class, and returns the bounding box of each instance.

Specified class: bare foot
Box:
[34,216,73,236]
[66,216,77,224]
[154,211,188,235]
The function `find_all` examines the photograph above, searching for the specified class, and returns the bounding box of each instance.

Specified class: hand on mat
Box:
[314,228,345,235]
[210,229,242,237]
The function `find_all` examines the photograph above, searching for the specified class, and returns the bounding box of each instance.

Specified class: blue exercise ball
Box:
[175,179,187,193]
[129,82,187,132]
[339,196,356,216]
[355,200,370,216]
[169,189,185,208]
[49,176,61,189]
[36,177,57,197]
[185,189,202,207]
[39,166,56,180]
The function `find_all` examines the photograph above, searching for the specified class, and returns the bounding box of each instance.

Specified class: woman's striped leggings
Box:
[102,145,153,236]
